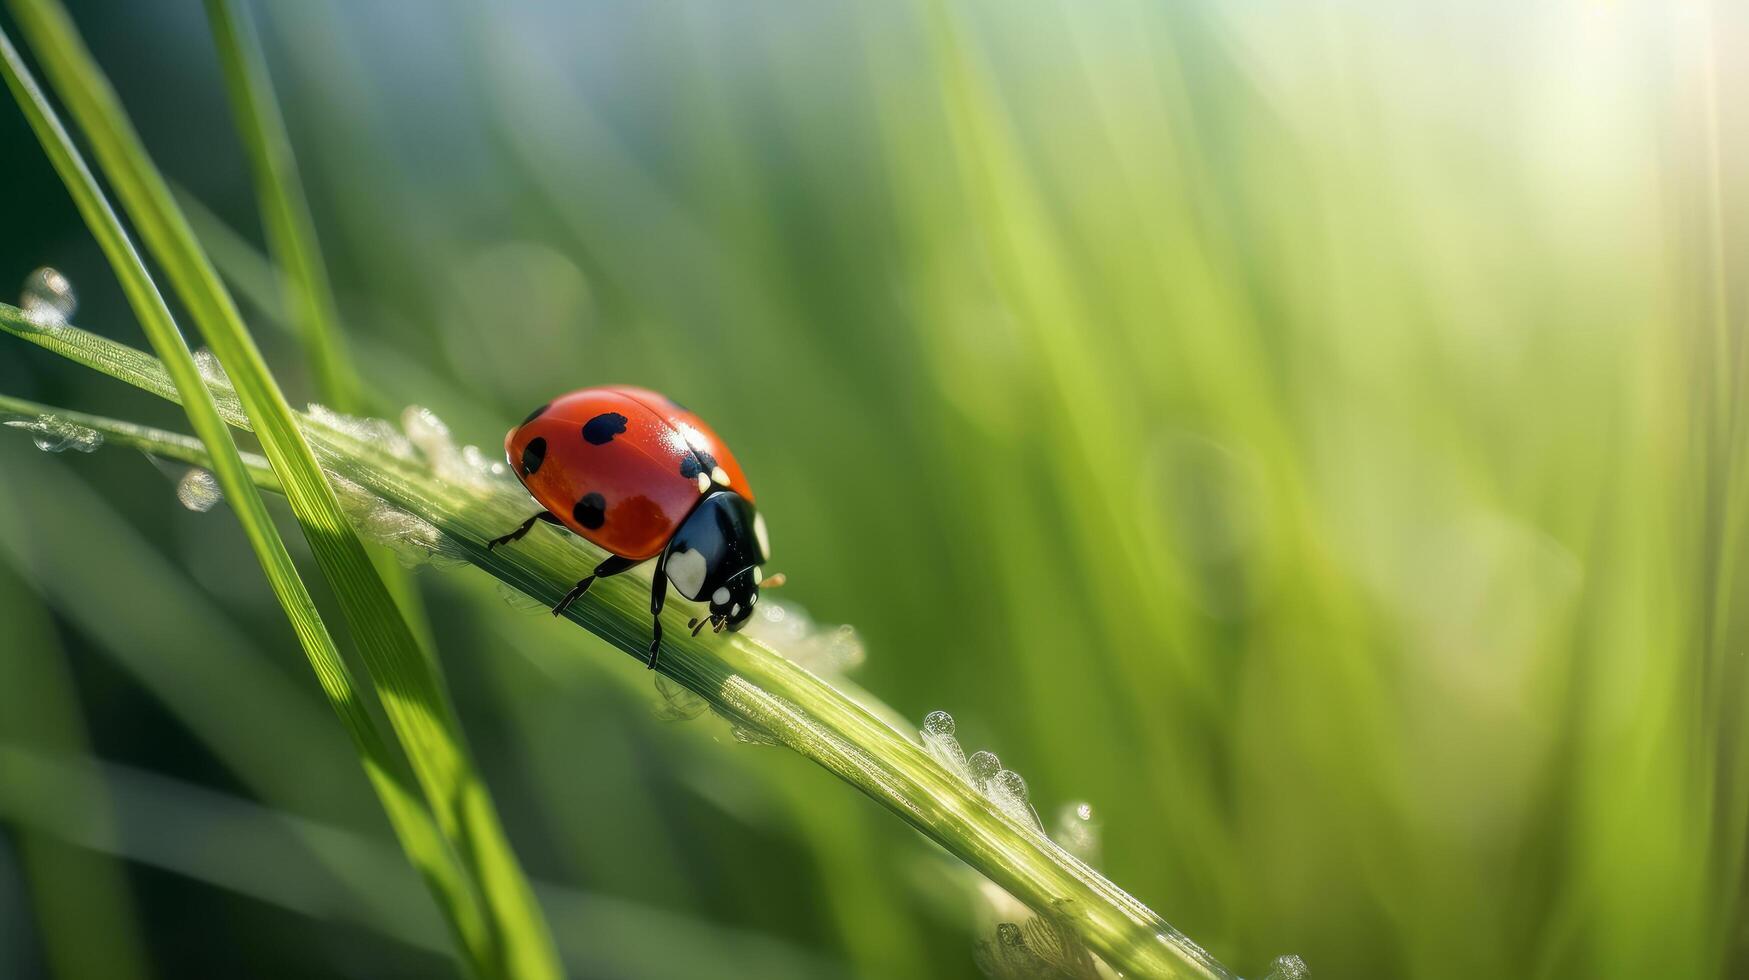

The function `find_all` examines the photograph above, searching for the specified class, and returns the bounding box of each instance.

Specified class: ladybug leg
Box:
[551,554,638,617]
[647,553,669,670]
[487,511,560,551]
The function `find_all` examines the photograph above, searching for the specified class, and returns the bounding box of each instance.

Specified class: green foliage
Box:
[1,307,1235,979]
[2,2,1747,979]
[0,3,554,975]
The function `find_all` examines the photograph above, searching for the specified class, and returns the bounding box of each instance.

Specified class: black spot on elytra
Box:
[573,492,607,529]
[522,403,550,426]
[520,437,547,476]
[583,412,628,445]
[678,450,718,480]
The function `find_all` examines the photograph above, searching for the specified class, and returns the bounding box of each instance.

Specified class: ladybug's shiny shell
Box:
[505,386,753,561]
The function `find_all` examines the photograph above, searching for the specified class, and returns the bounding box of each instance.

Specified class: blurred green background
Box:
[2,1,1747,978]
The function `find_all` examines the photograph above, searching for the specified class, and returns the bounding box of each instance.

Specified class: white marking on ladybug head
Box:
[731,602,741,617]
[667,547,707,599]
[678,423,711,453]
[753,513,770,559]
[695,472,710,493]
[712,586,731,605]
[711,465,730,486]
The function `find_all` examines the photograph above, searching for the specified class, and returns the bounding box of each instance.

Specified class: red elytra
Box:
[504,386,753,561]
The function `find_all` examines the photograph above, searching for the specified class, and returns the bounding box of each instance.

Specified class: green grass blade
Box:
[202,0,361,413]
[0,20,496,979]
[0,312,1240,980]
[201,0,441,673]
[5,4,561,976]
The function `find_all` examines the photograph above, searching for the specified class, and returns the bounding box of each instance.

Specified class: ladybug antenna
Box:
[712,617,727,633]
[760,572,786,589]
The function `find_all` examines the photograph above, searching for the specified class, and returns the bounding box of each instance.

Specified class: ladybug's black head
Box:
[664,490,770,634]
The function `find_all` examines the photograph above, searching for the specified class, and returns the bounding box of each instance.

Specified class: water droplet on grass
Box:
[328,475,465,568]
[1265,954,1309,980]
[5,415,103,453]
[176,468,222,512]
[190,348,245,414]
[988,769,1040,829]
[968,750,1002,785]
[307,404,415,459]
[920,709,973,784]
[402,405,452,457]
[743,598,865,674]
[397,405,505,488]
[362,505,467,568]
[194,347,230,386]
[921,711,1049,831]
[20,267,75,329]
[1052,801,1100,863]
[462,444,507,480]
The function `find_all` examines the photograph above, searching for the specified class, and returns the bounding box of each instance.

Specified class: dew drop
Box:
[742,598,866,675]
[326,475,465,568]
[988,769,1038,828]
[823,623,864,671]
[920,709,972,784]
[20,267,75,329]
[402,405,452,458]
[308,404,414,459]
[190,348,246,414]
[5,416,103,454]
[460,444,507,480]
[194,347,230,386]
[968,750,1002,785]
[361,505,467,568]
[1265,954,1309,980]
[397,405,503,488]
[1052,801,1101,863]
[175,468,223,512]
[922,710,955,738]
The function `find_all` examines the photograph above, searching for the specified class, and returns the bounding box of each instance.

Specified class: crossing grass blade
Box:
[0,10,528,979]
[202,0,362,414]
[200,0,442,674]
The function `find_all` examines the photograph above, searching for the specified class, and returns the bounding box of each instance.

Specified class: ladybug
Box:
[493,386,774,668]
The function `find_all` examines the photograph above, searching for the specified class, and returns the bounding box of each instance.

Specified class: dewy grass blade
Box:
[0,19,499,980]
[0,306,1243,980]
[203,0,362,413]
[4,4,563,978]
